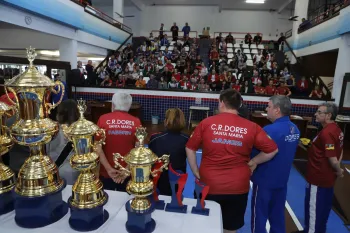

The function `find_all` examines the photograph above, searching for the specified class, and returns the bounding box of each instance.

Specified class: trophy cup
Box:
[0,102,15,215]
[4,47,67,228]
[113,127,170,233]
[149,160,166,210]
[164,163,188,213]
[191,179,210,216]
[63,99,109,231]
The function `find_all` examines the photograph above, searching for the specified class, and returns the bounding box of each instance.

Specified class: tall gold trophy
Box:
[63,99,109,231]
[0,102,16,214]
[4,47,67,228]
[114,127,170,233]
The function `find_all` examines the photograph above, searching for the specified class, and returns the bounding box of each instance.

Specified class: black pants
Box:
[100,176,129,192]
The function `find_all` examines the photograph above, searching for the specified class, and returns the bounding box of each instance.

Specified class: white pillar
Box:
[333,33,350,105]
[113,0,124,24]
[59,39,77,71]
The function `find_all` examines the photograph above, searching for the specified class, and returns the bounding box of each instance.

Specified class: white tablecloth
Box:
[0,185,222,233]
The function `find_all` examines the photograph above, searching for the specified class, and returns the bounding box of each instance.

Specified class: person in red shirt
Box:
[265,79,276,95]
[296,76,309,95]
[96,93,142,191]
[232,80,241,92]
[208,69,219,83]
[276,81,291,96]
[294,103,344,233]
[309,85,323,98]
[186,89,278,233]
[254,80,265,94]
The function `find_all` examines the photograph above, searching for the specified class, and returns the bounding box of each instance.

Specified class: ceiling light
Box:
[39,50,60,56]
[246,0,265,3]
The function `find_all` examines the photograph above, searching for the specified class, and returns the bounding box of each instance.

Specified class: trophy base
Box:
[13,182,68,228]
[165,203,188,213]
[0,190,14,215]
[191,206,210,216]
[148,196,165,210]
[125,201,156,233]
[68,193,109,232]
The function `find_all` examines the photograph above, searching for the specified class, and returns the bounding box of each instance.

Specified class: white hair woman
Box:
[96,93,142,191]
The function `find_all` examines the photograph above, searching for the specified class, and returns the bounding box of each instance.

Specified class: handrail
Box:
[299,0,350,34]
[284,40,300,63]
[309,75,332,99]
[214,32,262,38]
[94,33,133,73]
[151,30,198,38]
[71,0,132,33]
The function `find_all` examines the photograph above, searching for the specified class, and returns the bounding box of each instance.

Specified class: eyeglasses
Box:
[315,110,328,114]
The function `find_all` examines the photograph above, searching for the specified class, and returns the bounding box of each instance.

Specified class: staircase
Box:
[198,38,212,67]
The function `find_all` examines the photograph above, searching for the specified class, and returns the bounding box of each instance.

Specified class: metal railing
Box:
[150,30,198,39]
[71,0,132,33]
[299,0,350,34]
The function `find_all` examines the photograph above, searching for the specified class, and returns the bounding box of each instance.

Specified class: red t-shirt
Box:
[232,85,241,92]
[276,86,290,95]
[186,113,277,194]
[265,86,276,95]
[306,123,343,188]
[97,111,141,178]
[254,86,265,94]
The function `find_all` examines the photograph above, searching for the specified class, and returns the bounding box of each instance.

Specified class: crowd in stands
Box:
[94,23,323,99]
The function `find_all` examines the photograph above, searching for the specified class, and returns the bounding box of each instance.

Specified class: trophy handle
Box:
[4,87,19,121]
[151,154,170,177]
[61,124,73,142]
[93,129,106,150]
[46,81,65,115]
[113,153,131,176]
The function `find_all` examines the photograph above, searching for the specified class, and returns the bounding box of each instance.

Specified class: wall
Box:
[122,5,292,39]
[300,50,339,77]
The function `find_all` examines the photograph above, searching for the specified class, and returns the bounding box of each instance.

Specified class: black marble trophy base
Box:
[125,201,156,233]
[0,191,14,215]
[13,183,68,228]
[68,193,109,232]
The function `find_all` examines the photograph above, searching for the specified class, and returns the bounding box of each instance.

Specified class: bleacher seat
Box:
[227,48,234,53]
[160,46,166,51]
[228,59,232,64]
[227,53,234,59]
[170,41,176,45]
[168,46,174,51]
[243,49,250,54]
[143,77,150,83]
[250,44,257,49]
[227,43,233,48]
[246,54,252,60]
[246,60,254,66]
[184,46,190,52]
[237,73,242,80]
[258,44,264,49]
[234,44,241,48]
[251,49,258,54]
[242,44,249,49]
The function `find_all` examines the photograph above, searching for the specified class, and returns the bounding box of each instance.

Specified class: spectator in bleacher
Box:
[100,75,112,87]
[163,47,172,60]
[160,34,170,47]
[193,55,203,70]
[253,50,263,64]
[168,76,179,89]
[207,69,218,83]
[253,33,263,45]
[170,23,179,41]
[162,66,172,82]
[265,79,276,95]
[309,85,323,98]
[262,45,270,58]
[286,75,296,92]
[200,62,208,77]
[144,60,155,76]
[116,75,125,88]
[123,43,134,59]
[182,22,191,37]
[276,81,291,96]
[210,47,219,68]
[299,18,312,31]
[241,80,253,94]
[216,33,223,47]
[171,47,180,62]
[232,79,241,92]
[251,70,262,85]
[296,76,309,95]
[158,76,168,89]
[131,66,140,80]
[146,74,158,89]
[245,33,253,45]
[159,23,165,40]
[225,33,235,44]
[135,75,146,88]
[183,36,191,47]
[197,78,207,91]
[254,80,265,94]
[127,58,136,72]
[165,59,174,73]
[188,47,197,60]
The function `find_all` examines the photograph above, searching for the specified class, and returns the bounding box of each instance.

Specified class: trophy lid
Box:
[123,127,158,165]
[5,47,55,88]
[65,99,99,136]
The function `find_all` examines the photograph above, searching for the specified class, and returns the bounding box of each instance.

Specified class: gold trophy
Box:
[0,102,16,214]
[4,47,67,228]
[63,99,109,231]
[113,127,170,233]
